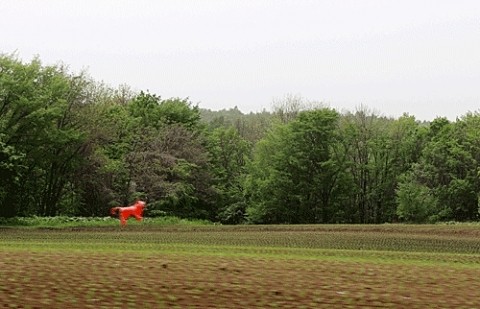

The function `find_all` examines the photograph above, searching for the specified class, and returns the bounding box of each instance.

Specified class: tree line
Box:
[1,54,479,223]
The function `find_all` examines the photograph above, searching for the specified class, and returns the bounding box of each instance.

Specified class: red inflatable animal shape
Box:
[110,200,146,226]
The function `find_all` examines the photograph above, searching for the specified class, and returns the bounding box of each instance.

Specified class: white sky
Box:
[1,0,480,121]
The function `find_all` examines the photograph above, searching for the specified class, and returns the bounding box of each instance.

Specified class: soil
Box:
[1,250,479,308]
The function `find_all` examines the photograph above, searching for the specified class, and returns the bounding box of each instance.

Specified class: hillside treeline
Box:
[1,54,479,223]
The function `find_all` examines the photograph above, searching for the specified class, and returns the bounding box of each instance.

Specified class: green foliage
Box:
[339,110,424,223]
[201,106,273,143]
[129,91,200,129]
[3,52,480,224]
[396,172,435,223]
[157,97,201,129]
[0,138,24,204]
[0,54,89,217]
[246,108,345,223]
[400,115,480,222]
[206,126,250,223]
[0,215,211,227]
[245,124,294,223]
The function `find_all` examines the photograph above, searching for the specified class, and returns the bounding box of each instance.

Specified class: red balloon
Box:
[110,200,146,226]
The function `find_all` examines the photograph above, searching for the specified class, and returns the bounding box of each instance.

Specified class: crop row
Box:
[2,226,480,254]
[2,225,480,268]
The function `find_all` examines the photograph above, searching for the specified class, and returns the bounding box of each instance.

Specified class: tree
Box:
[399,116,480,222]
[71,90,139,216]
[207,126,250,223]
[126,124,215,220]
[271,93,323,124]
[340,108,423,223]
[121,91,214,219]
[129,91,200,130]
[0,54,90,217]
[396,172,435,222]
[246,108,345,223]
[245,123,295,223]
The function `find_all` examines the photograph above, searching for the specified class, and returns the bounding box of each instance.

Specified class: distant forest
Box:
[1,54,479,223]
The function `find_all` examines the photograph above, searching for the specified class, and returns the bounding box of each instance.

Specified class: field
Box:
[1,223,480,308]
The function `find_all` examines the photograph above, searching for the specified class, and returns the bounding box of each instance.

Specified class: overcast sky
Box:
[1,0,480,120]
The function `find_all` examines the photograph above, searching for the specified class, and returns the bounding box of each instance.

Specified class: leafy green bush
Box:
[0,216,211,228]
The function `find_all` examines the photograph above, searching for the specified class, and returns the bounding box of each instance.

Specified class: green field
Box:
[1,223,480,308]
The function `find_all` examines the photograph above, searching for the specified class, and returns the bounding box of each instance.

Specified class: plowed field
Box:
[1,224,480,308]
